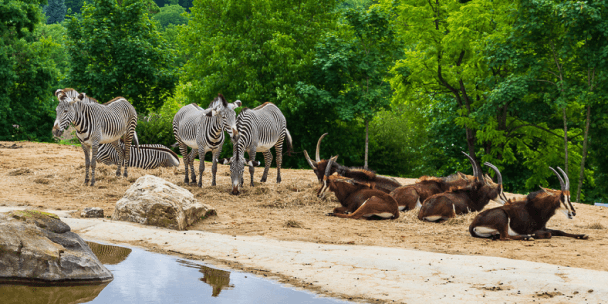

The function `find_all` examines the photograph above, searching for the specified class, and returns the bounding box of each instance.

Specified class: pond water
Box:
[0,242,347,304]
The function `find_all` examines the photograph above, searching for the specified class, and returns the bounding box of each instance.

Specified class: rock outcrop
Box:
[0,210,113,284]
[81,207,104,218]
[112,175,214,230]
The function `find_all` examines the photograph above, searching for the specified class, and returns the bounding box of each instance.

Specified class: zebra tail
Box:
[133,131,140,148]
[283,129,293,156]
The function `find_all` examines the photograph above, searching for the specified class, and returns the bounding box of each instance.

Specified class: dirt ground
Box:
[2,141,608,273]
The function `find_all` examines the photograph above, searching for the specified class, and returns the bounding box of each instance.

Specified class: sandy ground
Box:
[2,141,608,302]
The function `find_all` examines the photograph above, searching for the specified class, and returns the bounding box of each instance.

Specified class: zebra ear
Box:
[204,108,217,117]
[55,89,63,97]
[230,100,242,109]
[72,93,85,104]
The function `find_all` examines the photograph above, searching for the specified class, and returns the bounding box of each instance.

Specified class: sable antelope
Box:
[418,152,507,222]
[390,172,475,211]
[469,167,588,240]
[304,133,402,193]
[317,156,399,220]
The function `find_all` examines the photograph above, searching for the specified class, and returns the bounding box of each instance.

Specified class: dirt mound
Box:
[1,141,607,272]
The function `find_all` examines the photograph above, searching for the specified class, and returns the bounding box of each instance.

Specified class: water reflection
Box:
[86,242,132,265]
[0,242,347,304]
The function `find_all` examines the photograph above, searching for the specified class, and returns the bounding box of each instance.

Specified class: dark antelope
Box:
[52,89,138,186]
[390,172,475,211]
[317,156,399,220]
[304,133,401,194]
[418,152,506,222]
[469,167,588,240]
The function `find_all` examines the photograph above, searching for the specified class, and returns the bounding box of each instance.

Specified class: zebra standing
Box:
[52,89,139,186]
[222,102,292,195]
[97,142,179,169]
[173,94,241,187]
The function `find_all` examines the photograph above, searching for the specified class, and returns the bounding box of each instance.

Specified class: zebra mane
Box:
[103,96,125,105]
[208,93,228,109]
[254,102,272,110]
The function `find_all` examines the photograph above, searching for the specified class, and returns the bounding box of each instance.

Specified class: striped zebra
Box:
[221,102,292,195]
[52,89,139,186]
[97,142,179,169]
[173,94,241,187]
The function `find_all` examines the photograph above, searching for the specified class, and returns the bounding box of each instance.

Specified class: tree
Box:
[295,5,399,169]
[64,0,84,15]
[44,0,67,24]
[152,4,188,28]
[0,0,61,142]
[65,0,176,113]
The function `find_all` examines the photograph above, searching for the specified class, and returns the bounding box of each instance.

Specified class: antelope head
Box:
[304,133,329,182]
[317,155,339,198]
[549,166,576,219]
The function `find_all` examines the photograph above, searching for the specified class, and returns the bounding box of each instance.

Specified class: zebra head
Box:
[210,94,242,141]
[219,155,260,195]
[52,88,79,137]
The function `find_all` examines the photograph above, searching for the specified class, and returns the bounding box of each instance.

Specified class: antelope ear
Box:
[457,172,466,178]
[539,186,552,195]
[55,89,62,97]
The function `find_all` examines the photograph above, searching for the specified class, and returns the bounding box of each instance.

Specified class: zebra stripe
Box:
[172,94,241,187]
[228,102,292,194]
[52,88,139,186]
[97,142,179,169]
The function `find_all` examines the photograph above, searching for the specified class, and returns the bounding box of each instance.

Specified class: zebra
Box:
[221,102,292,195]
[52,88,139,186]
[173,93,241,187]
[97,142,179,169]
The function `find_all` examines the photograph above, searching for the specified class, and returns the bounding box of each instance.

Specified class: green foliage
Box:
[152,4,188,28]
[65,0,177,114]
[64,0,84,15]
[0,0,60,142]
[44,0,67,24]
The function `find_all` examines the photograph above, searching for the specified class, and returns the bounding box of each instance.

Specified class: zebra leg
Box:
[122,134,133,178]
[179,144,190,184]
[249,147,256,187]
[260,151,273,183]
[197,148,206,188]
[110,140,123,177]
[211,148,221,186]
[90,142,100,186]
[189,149,198,185]
[275,141,283,183]
[80,142,91,185]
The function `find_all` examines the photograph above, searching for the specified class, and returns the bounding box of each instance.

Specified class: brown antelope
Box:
[390,172,475,211]
[418,152,507,222]
[317,156,399,220]
[469,167,588,240]
[304,133,402,193]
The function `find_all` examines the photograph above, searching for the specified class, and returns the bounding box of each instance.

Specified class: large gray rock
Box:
[0,210,113,284]
[112,175,214,230]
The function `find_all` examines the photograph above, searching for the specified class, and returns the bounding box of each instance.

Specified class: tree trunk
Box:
[364,119,369,170]
[576,105,591,203]
[562,108,568,173]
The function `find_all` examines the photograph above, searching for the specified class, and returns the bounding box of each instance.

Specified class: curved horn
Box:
[461,151,479,181]
[303,150,317,170]
[316,133,328,162]
[325,155,338,177]
[557,167,570,190]
[549,167,565,191]
[484,162,502,184]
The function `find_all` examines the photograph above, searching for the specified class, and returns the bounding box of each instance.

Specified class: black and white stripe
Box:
[52,89,139,186]
[97,142,179,169]
[224,102,292,194]
[172,94,241,187]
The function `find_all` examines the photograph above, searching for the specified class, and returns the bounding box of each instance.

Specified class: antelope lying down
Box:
[470,167,588,240]
[317,156,399,220]
[418,152,507,222]
[390,172,475,211]
[304,133,402,194]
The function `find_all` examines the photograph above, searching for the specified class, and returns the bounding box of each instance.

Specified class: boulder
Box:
[81,207,104,218]
[111,175,214,230]
[0,210,113,284]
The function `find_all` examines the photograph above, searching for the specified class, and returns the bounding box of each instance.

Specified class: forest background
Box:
[2,0,607,204]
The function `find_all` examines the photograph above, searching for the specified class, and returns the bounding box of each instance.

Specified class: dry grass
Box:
[2,141,608,272]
